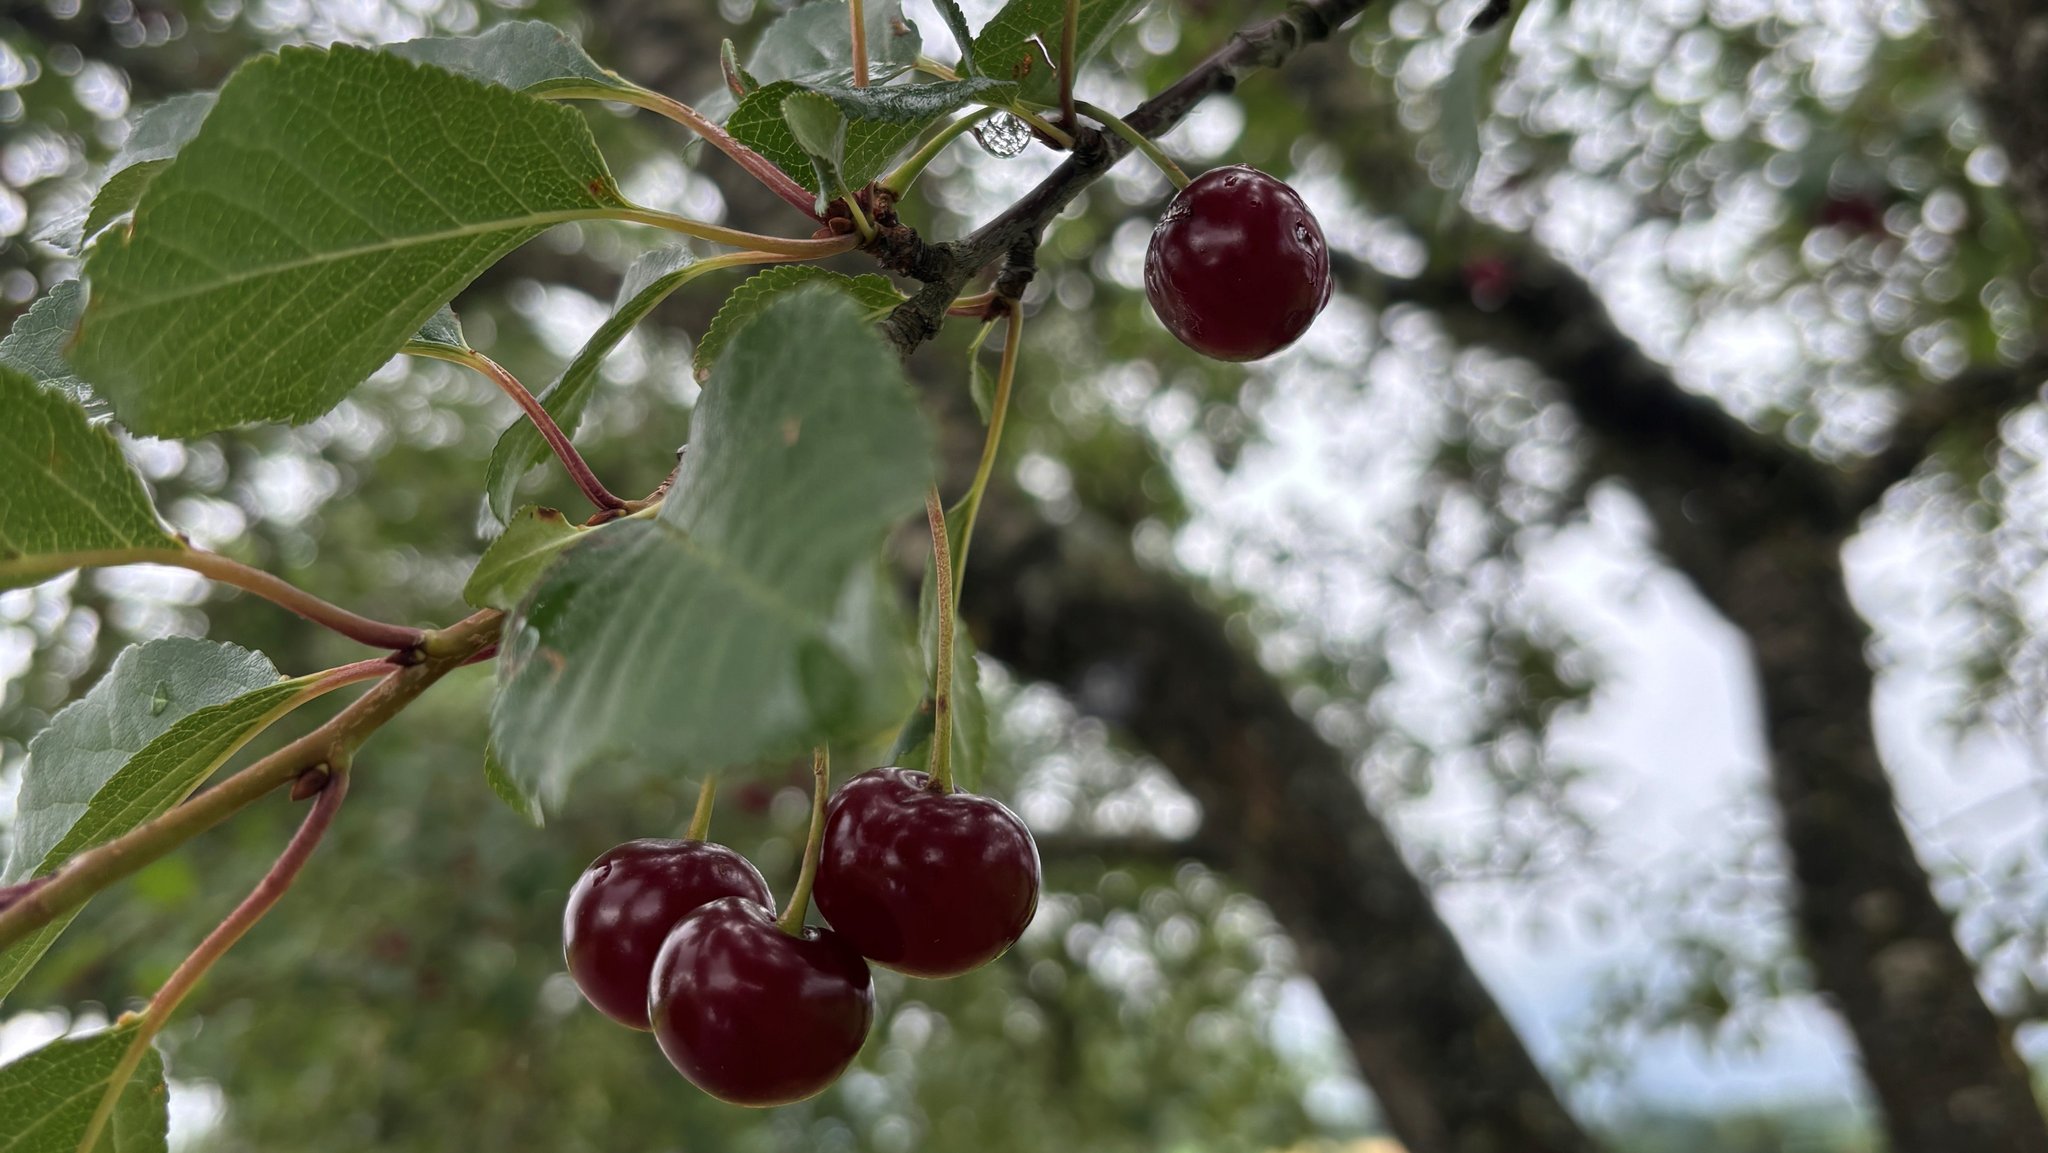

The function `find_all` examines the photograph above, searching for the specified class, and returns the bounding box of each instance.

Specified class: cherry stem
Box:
[1058,0,1079,128]
[948,290,998,317]
[604,204,861,258]
[687,776,718,842]
[850,0,871,88]
[880,109,996,197]
[0,547,426,652]
[0,611,502,956]
[1075,100,1191,190]
[949,302,1023,599]
[778,749,830,936]
[612,87,822,220]
[410,345,628,514]
[925,485,958,795]
[913,55,961,82]
[73,769,349,1153]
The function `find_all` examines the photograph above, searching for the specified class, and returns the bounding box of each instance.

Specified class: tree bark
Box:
[964,506,1597,1153]
[1401,253,2048,1153]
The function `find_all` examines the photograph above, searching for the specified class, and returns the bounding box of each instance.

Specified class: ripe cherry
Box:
[649,897,874,1106]
[1144,164,1333,362]
[562,839,773,1029]
[813,767,1041,978]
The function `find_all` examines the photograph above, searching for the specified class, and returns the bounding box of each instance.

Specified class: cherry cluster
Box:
[562,768,1041,1107]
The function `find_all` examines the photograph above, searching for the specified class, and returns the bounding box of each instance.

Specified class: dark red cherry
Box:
[813,767,1041,978]
[649,897,874,1106]
[562,839,772,1029]
[1144,164,1333,362]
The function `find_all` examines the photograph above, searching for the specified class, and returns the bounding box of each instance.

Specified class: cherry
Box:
[562,839,773,1029]
[1144,164,1333,362]
[813,767,1041,978]
[649,897,873,1106]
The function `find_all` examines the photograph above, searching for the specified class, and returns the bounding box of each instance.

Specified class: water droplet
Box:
[149,681,171,716]
[972,112,1033,159]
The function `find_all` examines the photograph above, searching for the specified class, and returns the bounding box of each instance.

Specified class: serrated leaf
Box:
[0,365,176,593]
[0,640,304,1004]
[721,40,759,97]
[483,744,544,827]
[465,505,585,611]
[490,288,930,805]
[695,266,903,383]
[0,284,101,416]
[484,245,704,524]
[746,0,923,84]
[783,90,850,210]
[0,1026,167,1153]
[74,92,218,248]
[72,44,627,438]
[409,305,469,354]
[730,77,1016,192]
[388,21,636,99]
[933,0,978,72]
[972,0,1146,94]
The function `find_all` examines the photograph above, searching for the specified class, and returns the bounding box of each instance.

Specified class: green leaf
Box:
[729,77,1016,192]
[0,1026,167,1153]
[0,365,177,593]
[0,640,303,1004]
[782,90,851,210]
[746,0,923,84]
[972,0,1146,94]
[1439,27,1507,197]
[483,245,702,524]
[465,505,585,611]
[388,21,637,99]
[409,305,469,355]
[0,283,101,416]
[77,92,218,247]
[490,288,931,804]
[932,0,979,72]
[72,43,627,438]
[483,744,545,827]
[695,266,903,383]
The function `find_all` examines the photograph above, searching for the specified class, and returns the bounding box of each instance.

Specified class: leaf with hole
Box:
[729,76,1016,192]
[0,365,176,593]
[694,266,902,382]
[483,245,703,524]
[0,1025,167,1153]
[490,288,930,805]
[72,44,627,438]
[0,640,305,1005]
[465,506,586,612]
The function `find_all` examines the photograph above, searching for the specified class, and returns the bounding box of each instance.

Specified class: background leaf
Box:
[490,287,931,806]
[729,77,1015,192]
[388,21,636,98]
[482,744,544,828]
[483,246,700,524]
[72,44,625,437]
[0,639,300,1003]
[37,92,218,253]
[745,0,922,84]
[0,365,175,592]
[464,505,585,611]
[0,284,101,416]
[0,1026,167,1153]
[932,0,979,72]
[694,266,902,382]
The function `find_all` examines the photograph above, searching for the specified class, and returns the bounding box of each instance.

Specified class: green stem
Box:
[778,749,830,935]
[925,486,958,794]
[913,55,962,82]
[879,108,996,196]
[949,302,1022,596]
[0,612,501,955]
[1006,105,1075,149]
[0,547,424,651]
[687,776,717,842]
[608,87,821,220]
[74,770,349,1153]
[602,204,860,258]
[850,0,870,88]
[1074,100,1191,189]
[839,180,876,240]
[407,346,628,513]
[1058,0,1079,128]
